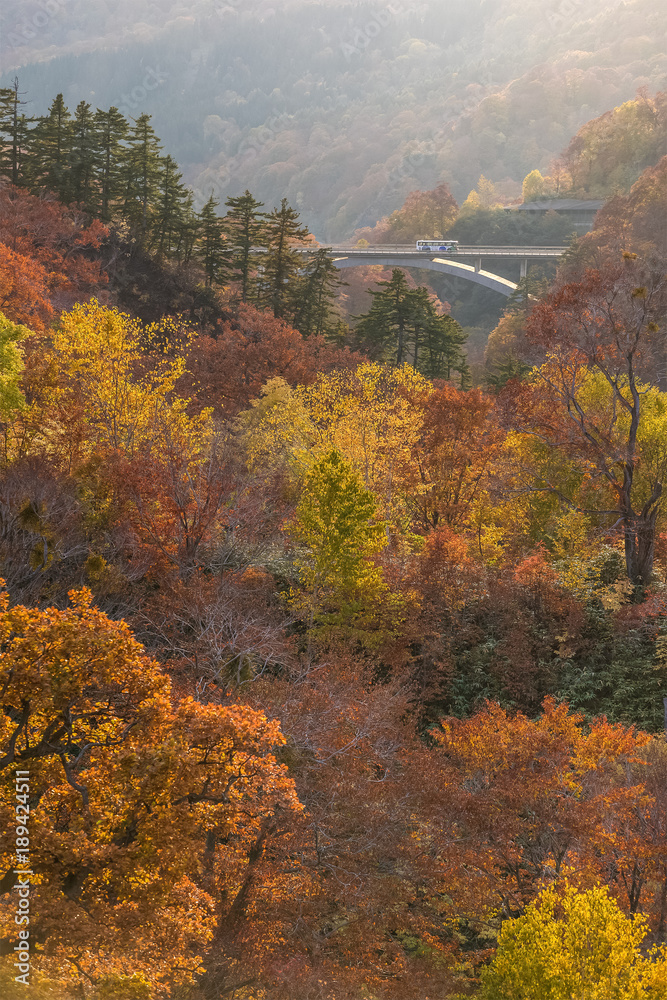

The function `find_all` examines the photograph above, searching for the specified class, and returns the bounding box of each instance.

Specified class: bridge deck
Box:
[289,245,567,296]
[323,245,567,258]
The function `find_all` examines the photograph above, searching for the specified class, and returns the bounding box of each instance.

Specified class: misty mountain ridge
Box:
[1,0,665,240]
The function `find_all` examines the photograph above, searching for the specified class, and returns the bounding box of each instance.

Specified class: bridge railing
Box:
[321,245,567,255]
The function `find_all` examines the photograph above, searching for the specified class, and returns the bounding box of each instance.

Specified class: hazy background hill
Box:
[1,0,665,241]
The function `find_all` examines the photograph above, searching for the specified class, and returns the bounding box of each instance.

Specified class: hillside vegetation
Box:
[1,25,667,999]
[0,148,666,998]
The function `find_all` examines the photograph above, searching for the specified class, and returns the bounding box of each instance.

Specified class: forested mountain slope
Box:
[1,26,667,984]
[1,0,665,239]
[0,153,667,999]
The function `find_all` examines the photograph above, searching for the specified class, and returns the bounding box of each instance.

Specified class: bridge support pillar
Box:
[475,257,482,273]
[520,258,528,279]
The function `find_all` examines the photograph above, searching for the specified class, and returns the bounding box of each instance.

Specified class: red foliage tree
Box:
[590,155,667,258]
[354,183,458,245]
[182,304,365,417]
[420,699,656,924]
[0,182,108,319]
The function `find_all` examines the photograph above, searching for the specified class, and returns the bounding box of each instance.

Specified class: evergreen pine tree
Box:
[69,101,100,212]
[354,269,414,364]
[262,197,311,318]
[408,286,433,372]
[93,106,129,222]
[484,356,532,392]
[123,113,162,237]
[291,248,347,338]
[14,113,34,187]
[175,189,199,265]
[151,154,191,258]
[222,190,266,303]
[0,88,17,181]
[0,78,30,185]
[355,271,470,384]
[31,93,73,201]
[197,195,231,286]
[418,305,470,384]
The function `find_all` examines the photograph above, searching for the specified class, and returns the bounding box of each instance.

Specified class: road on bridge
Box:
[323,244,567,258]
[309,244,568,296]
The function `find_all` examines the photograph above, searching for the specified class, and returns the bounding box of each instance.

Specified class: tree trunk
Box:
[197,820,275,998]
[623,487,662,586]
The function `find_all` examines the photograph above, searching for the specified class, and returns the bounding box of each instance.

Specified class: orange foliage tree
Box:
[524,258,667,585]
[236,652,466,1000]
[420,699,659,929]
[354,183,458,244]
[0,583,302,997]
[0,244,54,331]
[410,384,505,532]
[582,154,667,261]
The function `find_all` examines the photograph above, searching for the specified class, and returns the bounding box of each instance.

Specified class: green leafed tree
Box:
[69,100,100,212]
[354,268,415,365]
[484,355,532,392]
[409,285,470,383]
[197,194,231,286]
[0,78,30,186]
[290,449,392,645]
[291,246,346,338]
[123,113,162,237]
[354,269,469,383]
[151,153,193,259]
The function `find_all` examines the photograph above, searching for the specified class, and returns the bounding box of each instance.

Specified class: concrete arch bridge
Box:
[318,245,567,297]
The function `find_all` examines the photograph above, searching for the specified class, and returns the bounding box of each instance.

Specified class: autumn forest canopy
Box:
[0,20,666,1000]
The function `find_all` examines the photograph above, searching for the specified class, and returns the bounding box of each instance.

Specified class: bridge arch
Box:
[330,254,518,297]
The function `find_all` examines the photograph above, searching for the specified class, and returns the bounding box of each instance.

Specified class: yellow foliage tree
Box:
[509,362,667,586]
[479,883,667,999]
[0,312,27,420]
[522,169,546,203]
[460,188,482,213]
[484,310,531,369]
[235,375,316,484]
[461,175,502,212]
[54,299,201,455]
[9,299,208,471]
[299,362,431,535]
